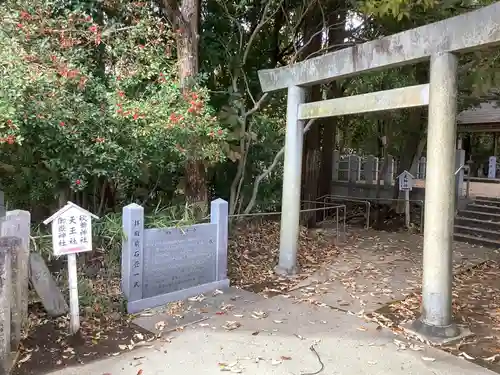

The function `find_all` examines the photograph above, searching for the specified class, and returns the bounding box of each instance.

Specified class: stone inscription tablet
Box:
[142,223,217,298]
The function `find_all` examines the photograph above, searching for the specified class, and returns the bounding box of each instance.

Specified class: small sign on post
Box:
[397,170,414,229]
[43,202,98,334]
[488,156,497,179]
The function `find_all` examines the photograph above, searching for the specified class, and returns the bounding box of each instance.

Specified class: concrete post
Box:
[332,150,340,181]
[384,155,394,186]
[1,210,30,343]
[277,85,306,275]
[121,203,144,302]
[348,155,359,183]
[455,149,466,200]
[210,199,229,281]
[413,52,459,338]
[364,155,376,185]
[0,239,12,374]
[419,156,427,179]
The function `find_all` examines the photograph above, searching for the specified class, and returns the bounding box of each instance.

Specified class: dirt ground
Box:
[12,303,156,375]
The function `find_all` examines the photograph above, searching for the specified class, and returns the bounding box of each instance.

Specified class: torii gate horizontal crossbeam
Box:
[258,3,500,92]
[298,84,429,119]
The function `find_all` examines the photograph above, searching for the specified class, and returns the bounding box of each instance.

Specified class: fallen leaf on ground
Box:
[409,344,424,351]
[222,321,241,331]
[251,311,268,319]
[459,352,475,360]
[188,294,206,302]
[280,356,292,360]
[155,321,166,331]
[18,353,32,364]
[219,361,243,373]
[484,354,500,362]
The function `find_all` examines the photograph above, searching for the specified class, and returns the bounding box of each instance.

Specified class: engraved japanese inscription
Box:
[142,223,217,298]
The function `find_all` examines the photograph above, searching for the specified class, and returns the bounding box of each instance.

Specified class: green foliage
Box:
[359,0,437,19]
[0,0,226,211]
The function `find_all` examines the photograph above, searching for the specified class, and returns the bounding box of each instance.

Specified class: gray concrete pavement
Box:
[47,295,495,375]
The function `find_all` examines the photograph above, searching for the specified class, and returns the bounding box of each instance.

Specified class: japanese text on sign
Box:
[398,171,414,191]
[131,219,142,290]
[52,208,92,256]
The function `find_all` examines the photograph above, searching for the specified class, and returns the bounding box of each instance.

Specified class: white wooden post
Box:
[67,253,79,334]
[43,202,98,335]
[398,171,415,229]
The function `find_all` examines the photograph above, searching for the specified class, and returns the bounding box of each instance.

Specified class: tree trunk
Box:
[392,64,429,202]
[317,3,347,218]
[374,118,388,228]
[317,83,342,222]
[163,0,207,216]
[300,7,322,228]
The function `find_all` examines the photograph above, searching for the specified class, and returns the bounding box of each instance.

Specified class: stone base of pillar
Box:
[274,264,298,277]
[402,318,472,345]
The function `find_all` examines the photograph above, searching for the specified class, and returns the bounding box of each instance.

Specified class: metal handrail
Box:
[454,164,471,198]
[317,194,371,229]
[454,164,465,175]
[300,200,347,244]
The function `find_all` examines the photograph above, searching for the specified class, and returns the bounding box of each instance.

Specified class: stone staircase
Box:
[454,196,500,248]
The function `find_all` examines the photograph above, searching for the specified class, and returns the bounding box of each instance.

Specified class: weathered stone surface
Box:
[1,211,31,348]
[122,199,230,314]
[29,252,68,317]
[0,237,24,352]
[0,191,4,219]
[0,242,11,375]
[298,84,429,119]
[258,3,500,91]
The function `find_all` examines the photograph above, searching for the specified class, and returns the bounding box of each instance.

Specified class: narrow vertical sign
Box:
[397,170,414,229]
[43,202,98,334]
[121,203,144,303]
[489,156,496,179]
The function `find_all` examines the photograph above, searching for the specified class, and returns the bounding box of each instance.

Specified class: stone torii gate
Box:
[257,3,500,340]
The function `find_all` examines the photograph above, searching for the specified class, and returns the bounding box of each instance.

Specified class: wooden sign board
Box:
[398,170,415,191]
[43,202,98,256]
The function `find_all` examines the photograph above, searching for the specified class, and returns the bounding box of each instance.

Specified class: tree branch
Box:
[242,0,283,66]
[161,0,188,29]
[243,119,316,214]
